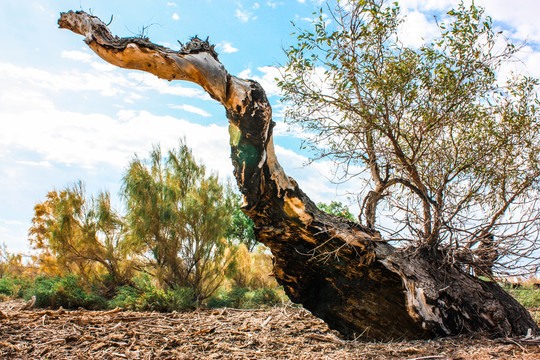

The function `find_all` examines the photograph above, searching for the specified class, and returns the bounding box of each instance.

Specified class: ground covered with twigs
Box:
[0,300,539,359]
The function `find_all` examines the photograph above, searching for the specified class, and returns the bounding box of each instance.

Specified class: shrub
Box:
[0,276,30,298]
[108,285,140,310]
[206,287,248,308]
[252,287,282,307]
[23,275,106,309]
[508,286,540,308]
[206,286,284,309]
[109,285,195,312]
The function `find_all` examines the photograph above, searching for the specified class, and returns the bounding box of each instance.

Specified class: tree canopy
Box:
[278,0,540,275]
[122,142,235,301]
[28,141,254,303]
[29,182,133,286]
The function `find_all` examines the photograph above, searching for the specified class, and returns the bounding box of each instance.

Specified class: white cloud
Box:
[238,68,252,79]
[0,63,227,173]
[167,2,177,6]
[235,9,257,22]
[397,0,540,44]
[399,0,455,11]
[0,62,131,97]
[15,160,51,168]
[170,104,212,117]
[124,92,144,104]
[127,72,210,99]
[476,0,540,43]
[266,1,281,8]
[237,66,282,96]
[0,223,28,253]
[399,10,439,48]
[61,50,93,63]
[0,101,231,173]
[0,218,25,226]
[218,41,239,54]
[172,13,180,21]
[273,145,364,208]
[90,62,117,72]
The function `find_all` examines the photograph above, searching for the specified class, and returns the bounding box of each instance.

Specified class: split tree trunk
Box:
[59,11,539,340]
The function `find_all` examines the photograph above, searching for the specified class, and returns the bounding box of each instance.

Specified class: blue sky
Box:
[2,0,540,253]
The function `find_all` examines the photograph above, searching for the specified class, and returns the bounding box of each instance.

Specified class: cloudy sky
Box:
[2,0,540,253]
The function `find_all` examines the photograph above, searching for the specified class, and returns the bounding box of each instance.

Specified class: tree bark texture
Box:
[59,11,539,340]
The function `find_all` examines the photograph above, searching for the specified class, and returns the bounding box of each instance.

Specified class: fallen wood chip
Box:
[0,342,18,349]
[20,296,36,310]
[111,352,127,358]
[0,303,538,359]
[306,333,343,344]
[190,327,216,336]
[40,338,66,346]
[261,315,272,327]
[102,307,122,316]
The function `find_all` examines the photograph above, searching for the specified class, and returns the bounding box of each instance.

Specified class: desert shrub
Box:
[206,286,284,309]
[0,276,30,298]
[109,284,195,312]
[108,285,139,309]
[23,275,106,309]
[225,244,278,290]
[508,286,540,308]
[206,287,249,308]
[251,287,282,307]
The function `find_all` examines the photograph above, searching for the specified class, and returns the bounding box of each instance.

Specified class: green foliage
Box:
[207,287,249,308]
[28,182,134,285]
[251,287,283,306]
[108,274,196,311]
[23,275,106,310]
[122,141,234,300]
[109,285,196,312]
[279,0,540,272]
[0,276,30,298]
[317,201,356,222]
[206,286,284,309]
[504,284,540,308]
[225,191,257,251]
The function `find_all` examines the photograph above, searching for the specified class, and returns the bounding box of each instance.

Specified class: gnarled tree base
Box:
[59,10,539,340]
[247,180,538,340]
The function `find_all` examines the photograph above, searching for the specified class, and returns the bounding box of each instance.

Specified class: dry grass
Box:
[0,300,539,359]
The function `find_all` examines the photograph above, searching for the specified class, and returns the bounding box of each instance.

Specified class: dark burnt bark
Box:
[59,11,539,340]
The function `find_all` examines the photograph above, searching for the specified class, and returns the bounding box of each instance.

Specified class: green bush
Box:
[0,276,30,298]
[508,287,540,308]
[0,273,285,312]
[23,275,106,310]
[206,286,283,309]
[108,285,140,309]
[109,285,195,312]
[206,287,249,308]
[252,287,282,307]
[168,287,196,310]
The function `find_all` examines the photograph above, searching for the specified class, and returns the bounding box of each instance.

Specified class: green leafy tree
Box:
[278,0,540,275]
[122,142,234,302]
[28,182,134,286]
[225,191,257,251]
[317,201,356,222]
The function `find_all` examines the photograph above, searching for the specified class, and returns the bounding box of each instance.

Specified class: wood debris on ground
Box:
[0,300,539,359]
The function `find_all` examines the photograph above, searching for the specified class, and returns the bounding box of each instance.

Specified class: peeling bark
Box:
[59,11,539,340]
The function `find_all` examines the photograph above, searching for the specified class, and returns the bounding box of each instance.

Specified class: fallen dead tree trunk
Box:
[58,10,539,340]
